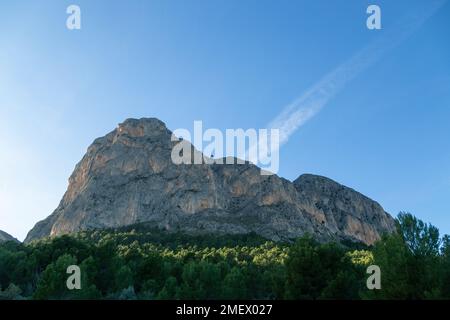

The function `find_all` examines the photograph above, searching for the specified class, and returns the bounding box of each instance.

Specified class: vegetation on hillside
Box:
[1,212,449,300]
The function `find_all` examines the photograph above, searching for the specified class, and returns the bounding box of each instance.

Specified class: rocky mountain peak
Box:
[116,118,170,138]
[25,117,397,245]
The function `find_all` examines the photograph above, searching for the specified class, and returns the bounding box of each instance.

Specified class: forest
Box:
[1,212,449,300]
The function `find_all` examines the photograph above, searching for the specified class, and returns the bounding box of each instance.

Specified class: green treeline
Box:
[1,212,450,300]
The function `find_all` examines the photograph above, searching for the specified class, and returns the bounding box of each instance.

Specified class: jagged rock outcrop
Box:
[25,118,396,244]
[0,230,19,243]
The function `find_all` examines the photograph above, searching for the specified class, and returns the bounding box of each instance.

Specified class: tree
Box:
[33,254,78,299]
[114,265,134,292]
[178,261,221,299]
[0,284,24,300]
[368,213,443,299]
[156,276,178,299]
[221,267,248,299]
[284,237,361,299]
[439,235,450,298]
[397,212,441,256]
[365,233,410,299]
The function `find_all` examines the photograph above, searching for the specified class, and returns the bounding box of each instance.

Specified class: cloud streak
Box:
[264,0,447,149]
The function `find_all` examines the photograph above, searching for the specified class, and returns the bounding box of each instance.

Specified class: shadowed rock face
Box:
[25,118,397,244]
[0,230,19,243]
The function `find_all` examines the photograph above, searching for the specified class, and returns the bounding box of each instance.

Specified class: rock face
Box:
[0,230,19,243]
[25,118,396,244]
[293,175,397,245]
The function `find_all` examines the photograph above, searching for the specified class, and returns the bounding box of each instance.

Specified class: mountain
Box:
[25,118,396,244]
[0,230,19,243]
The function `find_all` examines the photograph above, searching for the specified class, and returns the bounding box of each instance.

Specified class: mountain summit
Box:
[25,118,396,244]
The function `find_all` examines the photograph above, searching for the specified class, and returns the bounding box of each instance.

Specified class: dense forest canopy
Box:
[1,212,449,300]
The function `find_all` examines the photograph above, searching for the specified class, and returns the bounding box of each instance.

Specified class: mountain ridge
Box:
[25,117,396,244]
[0,230,19,243]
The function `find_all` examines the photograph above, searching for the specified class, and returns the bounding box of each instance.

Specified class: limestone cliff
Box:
[25,118,396,244]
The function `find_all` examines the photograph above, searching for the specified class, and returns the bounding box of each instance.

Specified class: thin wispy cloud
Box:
[250,0,447,159]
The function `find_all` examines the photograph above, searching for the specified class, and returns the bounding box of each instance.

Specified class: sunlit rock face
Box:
[25,118,396,245]
[0,230,19,243]
[293,174,397,245]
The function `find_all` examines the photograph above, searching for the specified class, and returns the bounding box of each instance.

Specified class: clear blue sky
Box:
[0,0,449,241]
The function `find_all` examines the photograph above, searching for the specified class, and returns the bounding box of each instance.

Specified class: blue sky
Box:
[0,0,449,241]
